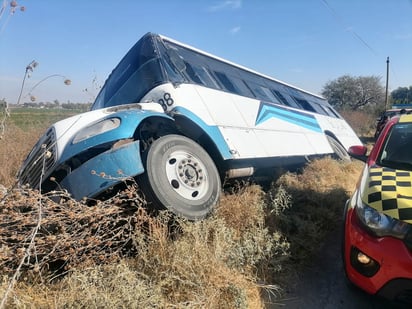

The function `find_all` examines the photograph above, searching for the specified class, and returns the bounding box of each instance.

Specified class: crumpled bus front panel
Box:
[60,140,143,200]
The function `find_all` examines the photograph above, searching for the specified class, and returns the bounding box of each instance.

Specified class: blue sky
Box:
[1,0,411,104]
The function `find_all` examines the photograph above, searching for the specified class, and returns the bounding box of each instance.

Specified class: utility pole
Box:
[384,56,389,110]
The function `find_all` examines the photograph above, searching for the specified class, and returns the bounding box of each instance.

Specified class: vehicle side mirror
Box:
[348,145,368,162]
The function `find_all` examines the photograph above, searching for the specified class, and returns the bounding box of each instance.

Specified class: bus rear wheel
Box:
[326,135,351,161]
[138,134,221,220]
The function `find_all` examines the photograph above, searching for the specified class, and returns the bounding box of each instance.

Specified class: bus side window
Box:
[260,86,279,103]
[183,61,202,84]
[325,106,341,118]
[310,102,331,116]
[213,71,240,94]
[270,89,287,105]
[243,80,277,102]
[194,65,221,89]
[270,89,300,108]
[293,97,316,113]
[229,76,254,98]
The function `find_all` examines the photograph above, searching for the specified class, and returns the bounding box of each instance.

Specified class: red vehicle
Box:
[343,114,412,303]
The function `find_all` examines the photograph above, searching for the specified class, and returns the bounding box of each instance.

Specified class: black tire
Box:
[138,134,221,220]
[326,135,351,162]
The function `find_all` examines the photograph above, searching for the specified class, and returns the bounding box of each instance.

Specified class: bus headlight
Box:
[355,192,411,239]
[73,118,121,144]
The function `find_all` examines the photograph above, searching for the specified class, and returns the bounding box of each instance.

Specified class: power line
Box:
[321,0,377,56]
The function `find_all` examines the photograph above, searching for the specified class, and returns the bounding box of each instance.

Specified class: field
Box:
[0,108,374,308]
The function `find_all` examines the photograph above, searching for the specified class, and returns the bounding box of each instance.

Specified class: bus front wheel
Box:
[138,134,221,220]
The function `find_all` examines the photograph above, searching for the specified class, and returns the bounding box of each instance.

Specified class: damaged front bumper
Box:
[60,140,144,199]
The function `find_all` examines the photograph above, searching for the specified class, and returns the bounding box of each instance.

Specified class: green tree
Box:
[391,86,412,104]
[321,75,385,110]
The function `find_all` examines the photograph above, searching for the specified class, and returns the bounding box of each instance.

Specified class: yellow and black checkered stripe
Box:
[362,166,412,224]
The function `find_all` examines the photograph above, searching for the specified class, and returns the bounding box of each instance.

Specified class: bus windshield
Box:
[91,34,165,110]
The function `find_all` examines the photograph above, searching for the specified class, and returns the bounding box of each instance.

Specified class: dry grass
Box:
[0,184,281,308]
[0,123,42,187]
[274,157,362,275]
[279,156,362,194]
[0,185,148,275]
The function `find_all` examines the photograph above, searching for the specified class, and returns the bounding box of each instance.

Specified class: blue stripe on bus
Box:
[255,102,322,132]
[171,106,234,160]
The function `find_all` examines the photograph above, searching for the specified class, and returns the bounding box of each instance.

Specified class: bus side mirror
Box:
[348,145,368,162]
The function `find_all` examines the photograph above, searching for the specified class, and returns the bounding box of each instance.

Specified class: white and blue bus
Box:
[19,32,362,220]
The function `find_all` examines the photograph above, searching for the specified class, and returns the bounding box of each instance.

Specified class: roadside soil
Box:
[267,224,410,309]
